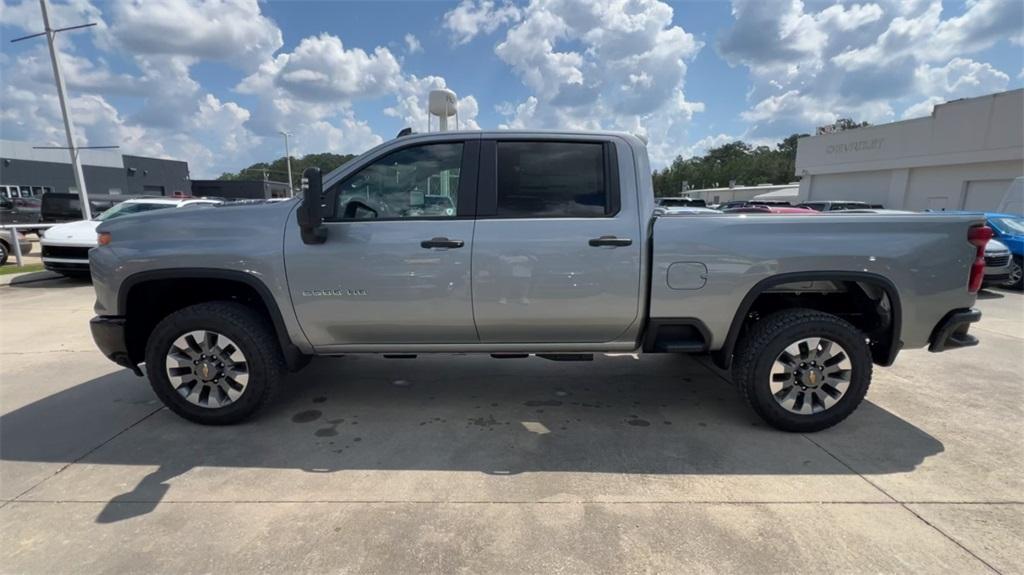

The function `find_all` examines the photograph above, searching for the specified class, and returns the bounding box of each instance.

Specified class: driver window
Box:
[334,142,463,220]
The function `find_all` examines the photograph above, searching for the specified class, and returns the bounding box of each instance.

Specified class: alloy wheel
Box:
[769,337,852,415]
[1009,260,1022,286]
[164,330,249,409]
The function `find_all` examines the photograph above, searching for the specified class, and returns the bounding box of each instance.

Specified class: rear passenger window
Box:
[496,142,609,218]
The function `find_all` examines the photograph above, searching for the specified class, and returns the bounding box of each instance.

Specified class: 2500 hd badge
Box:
[302,288,367,297]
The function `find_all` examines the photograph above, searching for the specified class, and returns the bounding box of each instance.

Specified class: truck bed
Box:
[648,212,985,351]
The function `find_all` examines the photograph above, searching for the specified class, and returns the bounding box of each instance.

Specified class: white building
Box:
[680,183,799,205]
[796,89,1023,212]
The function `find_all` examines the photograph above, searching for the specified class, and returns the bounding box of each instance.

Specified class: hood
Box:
[41,219,101,244]
[995,235,1024,255]
[986,239,1010,255]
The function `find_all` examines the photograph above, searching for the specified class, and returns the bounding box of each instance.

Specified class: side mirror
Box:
[297,167,328,244]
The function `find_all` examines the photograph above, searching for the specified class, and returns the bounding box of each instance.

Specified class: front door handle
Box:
[421,237,464,249]
[588,235,633,247]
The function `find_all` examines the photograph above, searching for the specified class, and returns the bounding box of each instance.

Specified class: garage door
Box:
[962,180,1012,211]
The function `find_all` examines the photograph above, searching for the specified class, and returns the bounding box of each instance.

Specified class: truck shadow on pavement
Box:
[1,354,944,524]
[5,273,90,288]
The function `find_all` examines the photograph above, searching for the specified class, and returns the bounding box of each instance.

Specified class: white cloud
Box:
[0,83,162,156]
[106,0,282,67]
[2,0,488,175]
[490,0,704,166]
[913,57,1010,96]
[7,43,140,96]
[384,75,480,132]
[236,31,480,153]
[901,57,1010,118]
[0,0,106,35]
[829,0,1022,69]
[719,0,1020,140]
[443,0,521,45]
[815,3,885,32]
[718,0,826,71]
[0,0,284,177]
[901,96,944,119]
[404,33,422,54]
[269,34,403,103]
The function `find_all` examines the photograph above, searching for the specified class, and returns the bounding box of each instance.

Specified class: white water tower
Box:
[428,88,459,132]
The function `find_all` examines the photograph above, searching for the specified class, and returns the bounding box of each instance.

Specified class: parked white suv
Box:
[41,198,219,277]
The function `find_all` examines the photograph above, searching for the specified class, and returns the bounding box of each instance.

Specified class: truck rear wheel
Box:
[144,301,285,425]
[732,309,872,432]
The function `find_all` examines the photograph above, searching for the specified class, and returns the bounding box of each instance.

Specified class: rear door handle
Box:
[421,237,464,249]
[588,235,633,247]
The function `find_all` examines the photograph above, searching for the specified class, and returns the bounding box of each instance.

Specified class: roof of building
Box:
[1,139,123,169]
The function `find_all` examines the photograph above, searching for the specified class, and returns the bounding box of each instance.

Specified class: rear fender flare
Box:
[713,271,902,369]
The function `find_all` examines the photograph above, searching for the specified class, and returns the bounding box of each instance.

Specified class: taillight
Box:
[97,231,112,246]
[967,225,993,293]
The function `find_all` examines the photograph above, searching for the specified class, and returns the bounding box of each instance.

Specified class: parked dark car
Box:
[718,200,793,210]
[656,197,707,207]
[797,201,874,211]
[40,192,126,223]
[0,196,44,233]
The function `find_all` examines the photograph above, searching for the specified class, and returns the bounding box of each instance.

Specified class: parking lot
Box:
[0,275,1021,573]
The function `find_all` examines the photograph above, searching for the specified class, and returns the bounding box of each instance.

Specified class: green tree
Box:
[652,132,814,197]
[833,118,869,131]
[218,152,357,190]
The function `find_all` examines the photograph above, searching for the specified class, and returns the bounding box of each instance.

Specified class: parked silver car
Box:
[983,239,1012,288]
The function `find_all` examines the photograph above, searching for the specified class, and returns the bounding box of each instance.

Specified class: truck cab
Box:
[287,132,645,350]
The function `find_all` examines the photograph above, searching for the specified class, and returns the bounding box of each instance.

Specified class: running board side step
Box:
[381,353,594,361]
[489,353,594,361]
[536,353,593,362]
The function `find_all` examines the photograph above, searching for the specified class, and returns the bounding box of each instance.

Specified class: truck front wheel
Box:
[144,301,286,425]
[732,309,872,432]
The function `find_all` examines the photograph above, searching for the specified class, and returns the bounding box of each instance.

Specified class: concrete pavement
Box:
[1,278,1021,573]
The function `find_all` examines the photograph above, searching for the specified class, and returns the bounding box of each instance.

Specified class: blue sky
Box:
[1,0,1021,177]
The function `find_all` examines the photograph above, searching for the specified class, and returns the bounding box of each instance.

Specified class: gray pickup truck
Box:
[89,130,991,432]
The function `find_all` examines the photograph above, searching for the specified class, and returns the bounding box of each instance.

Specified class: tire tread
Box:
[732,308,872,432]
[144,301,286,425]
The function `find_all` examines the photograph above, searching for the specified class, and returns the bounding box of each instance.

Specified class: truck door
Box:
[285,137,480,347]
[471,139,643,343]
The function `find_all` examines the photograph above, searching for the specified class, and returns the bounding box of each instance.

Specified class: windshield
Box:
[992,217,1024,235]
[96,202,175,221]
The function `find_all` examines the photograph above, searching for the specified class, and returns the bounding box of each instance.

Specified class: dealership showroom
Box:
[2,1,1024,573]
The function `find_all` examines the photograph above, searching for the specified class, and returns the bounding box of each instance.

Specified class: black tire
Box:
[144,301,286,425]
[732,308,872,432]
[0,242,8,266]
[1007,255,1023,291]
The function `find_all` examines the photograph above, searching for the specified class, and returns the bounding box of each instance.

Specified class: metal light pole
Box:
[11,0,101,220]
[279,131,294,197]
